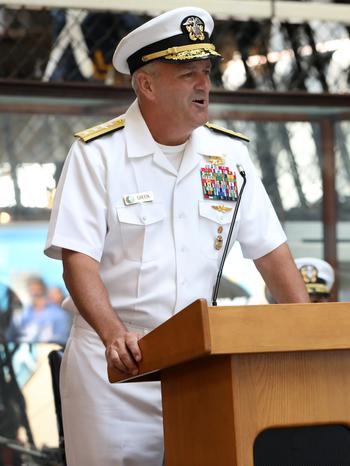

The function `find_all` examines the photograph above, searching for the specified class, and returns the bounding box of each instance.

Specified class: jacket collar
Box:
[177,127,225,181]
[191,125,230,159]
[124,99,156,158]
[124,100,229,178]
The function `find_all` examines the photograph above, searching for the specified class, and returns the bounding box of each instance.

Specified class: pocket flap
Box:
[117,202,165,226]
[198,200,233,225]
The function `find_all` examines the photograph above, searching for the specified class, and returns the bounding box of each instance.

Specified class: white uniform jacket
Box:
[45,99,286,328]
[44,100,286,466]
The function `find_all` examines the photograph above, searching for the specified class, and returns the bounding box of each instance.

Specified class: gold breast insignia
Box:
[208,156,225,165]
[211,205,232,213]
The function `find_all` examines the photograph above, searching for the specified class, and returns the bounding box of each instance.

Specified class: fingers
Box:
[106,332,142,376]
[126,332,142,363]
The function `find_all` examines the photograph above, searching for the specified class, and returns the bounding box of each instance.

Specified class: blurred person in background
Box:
[48,285,66,306]
[265,257,335,304]
[6,276,71,344]
[0,282,22,341]
[295,257,335,303]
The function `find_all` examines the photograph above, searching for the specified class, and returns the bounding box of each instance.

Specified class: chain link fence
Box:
[0,4,348,225]
[1,109,348,221]
[0,111,104,219]
[0,4,349,294]
[0,5,349,92]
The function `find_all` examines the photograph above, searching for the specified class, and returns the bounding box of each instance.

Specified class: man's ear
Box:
[136,71,157,101]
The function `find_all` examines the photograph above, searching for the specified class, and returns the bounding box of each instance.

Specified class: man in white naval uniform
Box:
[45,6,309,466]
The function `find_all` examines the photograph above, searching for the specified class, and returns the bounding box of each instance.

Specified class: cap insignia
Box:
[300,265,318,284]
[299,264,330,294]
[181,16,205,41]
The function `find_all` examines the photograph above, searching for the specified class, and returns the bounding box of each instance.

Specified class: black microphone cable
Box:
[212,165,247,306]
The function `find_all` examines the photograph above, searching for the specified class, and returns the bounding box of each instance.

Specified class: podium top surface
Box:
[108,299,350,383]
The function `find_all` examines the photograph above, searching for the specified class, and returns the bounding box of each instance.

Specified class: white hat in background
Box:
[113,6,221,75]
[295,257,335,296]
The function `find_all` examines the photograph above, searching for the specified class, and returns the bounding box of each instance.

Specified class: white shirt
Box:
[45,100,286,331]
[156,141,187,172]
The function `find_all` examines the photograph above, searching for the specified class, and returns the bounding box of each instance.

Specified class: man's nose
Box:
[194,72,211,92]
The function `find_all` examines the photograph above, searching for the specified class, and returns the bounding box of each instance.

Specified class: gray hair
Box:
[131,62,159,95]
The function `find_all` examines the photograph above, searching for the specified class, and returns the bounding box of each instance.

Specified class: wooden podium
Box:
[109,299,350,466]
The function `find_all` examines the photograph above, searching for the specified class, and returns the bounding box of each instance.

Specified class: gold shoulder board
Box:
[75,117,125,143]
[205,122,249,142]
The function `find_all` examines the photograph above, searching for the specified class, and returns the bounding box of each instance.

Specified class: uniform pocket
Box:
[116,202,165,262]
[198,200,239,259]
[123,320,153,337]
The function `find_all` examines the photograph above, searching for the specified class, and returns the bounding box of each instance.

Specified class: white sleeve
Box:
[44,139,107,261]
[236,145,287,260]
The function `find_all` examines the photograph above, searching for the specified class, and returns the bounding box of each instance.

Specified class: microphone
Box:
[211,165,247,306]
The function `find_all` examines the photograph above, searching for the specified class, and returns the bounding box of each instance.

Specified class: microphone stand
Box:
[212,165,247,306]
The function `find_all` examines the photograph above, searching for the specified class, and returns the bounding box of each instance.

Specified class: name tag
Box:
[123,191,154,206]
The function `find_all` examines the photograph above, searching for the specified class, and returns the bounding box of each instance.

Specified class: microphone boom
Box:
[211,165,247,306]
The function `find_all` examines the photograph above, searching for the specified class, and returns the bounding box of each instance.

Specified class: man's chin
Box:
[192,113,209,129]
[188,109,209,128]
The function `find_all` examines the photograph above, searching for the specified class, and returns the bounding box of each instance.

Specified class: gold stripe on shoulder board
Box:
[75,118,125,143]
[205,122,249,142]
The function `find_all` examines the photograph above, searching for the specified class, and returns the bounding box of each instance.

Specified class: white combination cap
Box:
[113,6,221,75]
[295,257,335,295]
